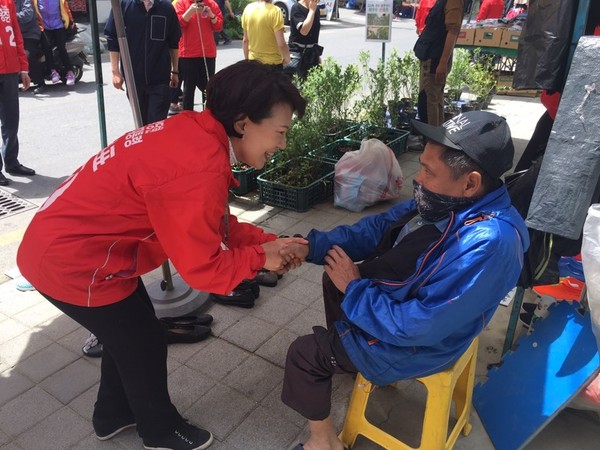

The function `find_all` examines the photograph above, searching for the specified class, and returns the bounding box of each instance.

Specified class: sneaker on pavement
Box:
[93,414,136,441]
[82,332,103,357]
[143,420,213,450]
[15,276,35,292]
[66,71,75,86]
[50,70,61,84]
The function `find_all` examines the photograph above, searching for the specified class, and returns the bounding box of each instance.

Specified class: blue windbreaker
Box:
[306,185,529,385]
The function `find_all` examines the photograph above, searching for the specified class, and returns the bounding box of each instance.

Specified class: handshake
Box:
[261,235,309,274]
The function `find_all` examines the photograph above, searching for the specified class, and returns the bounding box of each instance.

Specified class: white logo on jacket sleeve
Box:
[92,145,116,172]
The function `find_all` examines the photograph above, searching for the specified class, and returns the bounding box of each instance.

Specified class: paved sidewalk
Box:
[2,91,600,450]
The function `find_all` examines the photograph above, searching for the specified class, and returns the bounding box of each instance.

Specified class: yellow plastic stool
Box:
[339,337,479,450]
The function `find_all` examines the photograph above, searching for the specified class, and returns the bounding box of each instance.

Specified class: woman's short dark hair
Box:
[206,60,306,138]
[440,146,500,194]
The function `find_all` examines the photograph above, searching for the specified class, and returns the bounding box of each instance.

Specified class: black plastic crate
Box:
[321,121,360,143]
[231,166,261,195]
[345,126,410,157]
[257,158,335,212]
[309,139,361,163]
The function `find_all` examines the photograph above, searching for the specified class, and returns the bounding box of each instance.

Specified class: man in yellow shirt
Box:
[242,0,291,68]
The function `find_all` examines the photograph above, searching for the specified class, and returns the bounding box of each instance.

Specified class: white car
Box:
[274,0,329,25]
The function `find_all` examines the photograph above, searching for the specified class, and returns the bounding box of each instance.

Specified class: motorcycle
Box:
[39,24,90,84]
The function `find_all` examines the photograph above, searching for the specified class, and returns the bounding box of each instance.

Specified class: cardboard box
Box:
[456,28,475,46]
[501,30,521,49]
[495,71,514,89]
[474,27,503,47]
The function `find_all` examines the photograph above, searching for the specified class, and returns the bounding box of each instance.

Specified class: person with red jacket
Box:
[476,0,505,21]
[0,0,35,186]
[17,60,307,450]
[175,0,223,111]
[414,0,436,35]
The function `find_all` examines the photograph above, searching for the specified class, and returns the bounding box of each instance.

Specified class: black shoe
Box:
[254,269,278,287]
[164,324,211,344]
[236,279,260,298]
[0,173,8,186]
[33,84,46,95]
[93,414,136,440]
[82,333,103,358]
[6,164,35,176]
[160,314,213,327]
[143,420,213,450]
[209,288,255,308]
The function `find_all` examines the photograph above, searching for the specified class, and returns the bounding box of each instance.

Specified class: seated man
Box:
[281,111,529,450]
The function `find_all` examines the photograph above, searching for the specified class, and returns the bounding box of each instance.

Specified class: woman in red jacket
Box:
[17,60,306,450]
[175,0,223,110]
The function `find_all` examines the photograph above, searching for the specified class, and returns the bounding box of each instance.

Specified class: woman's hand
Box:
[261,237,308,272]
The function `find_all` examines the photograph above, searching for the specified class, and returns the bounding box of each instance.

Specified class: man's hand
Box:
[324,245,360,294]
[20,72,31,91]
[261,236,308,272]
[169,73,179,88]
[434,61,449,85]
[112,72,124,90]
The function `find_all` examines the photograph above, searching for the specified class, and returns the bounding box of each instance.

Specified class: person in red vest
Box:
[477,0,505,21]
[414,0,436,34]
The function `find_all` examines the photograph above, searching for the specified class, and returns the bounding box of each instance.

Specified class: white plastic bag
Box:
[333,138,403,212]
[581,204,600,352]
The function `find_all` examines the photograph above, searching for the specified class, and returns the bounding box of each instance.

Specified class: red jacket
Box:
[476,0,505,21]
[0,0,29,74]
[414,0,436,34]
[17,111,276,307]
[175,0,223,58]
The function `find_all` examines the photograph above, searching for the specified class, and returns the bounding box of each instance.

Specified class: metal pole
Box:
[86,0,108,148]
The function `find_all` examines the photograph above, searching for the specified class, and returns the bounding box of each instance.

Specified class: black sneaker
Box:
[143,420,213,450]
[93,415,136,440]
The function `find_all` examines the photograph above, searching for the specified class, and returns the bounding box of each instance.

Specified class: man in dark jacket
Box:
[16,0,45,94]
[104,0,182,125]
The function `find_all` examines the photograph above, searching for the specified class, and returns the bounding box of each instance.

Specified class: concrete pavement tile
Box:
[281,220,317,238]
[260,382,306,428]
[235,206,278,225]
[70,432,131,450]
[13,301,61,329]
[294,209,345,229]
[0,319,28,345]
[278,278,322,306]
[0,430,7,447]
[257,214,301,235]
[166,338,210,365]
[398,159,421,178]
[57,327,93,356]
[298,263,324,283]
[284,307,327,336]
[0,386,62,437]
[249,295,305,328]
[225,404,300,450]
[255,329,300,368]
[310,295,326,313]
[222,355,283,402]
[0,330,52,367]
[166,353,183,375]
[200,303,247,338]
[167,364,216,414]
[186,339,251,379]
[39,358,100,404]
[0,286,42,317]
[67,384,97,420]
[16,343,78,383]
[15,407,89,450]
[220,316,278,353]
[186,383,256,441]
[0,368,34,405]
[36,313,81,341]
[0,442,25,450]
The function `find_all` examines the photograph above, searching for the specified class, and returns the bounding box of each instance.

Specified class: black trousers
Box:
[0,73,21,171]
[514,110,554,172]
[133,83,171,125]
[281,273,357,420]
[41,28,72,72]
[41,279,182,440]
[23,38,44,86]
[180,57,216,111]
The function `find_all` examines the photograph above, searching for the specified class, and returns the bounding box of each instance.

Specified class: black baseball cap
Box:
[411,111,514,179]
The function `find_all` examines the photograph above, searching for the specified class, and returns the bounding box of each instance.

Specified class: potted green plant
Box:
[446,48,472,103]
[386,49,420,128]
[354,50,388,128]
[467,60,497,110]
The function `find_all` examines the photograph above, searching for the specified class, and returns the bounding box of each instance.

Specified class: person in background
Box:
[213,0,236,45]
[104,0,181,125]
[414,0,464,126]
[174,0,223,111]
[505,0,527,20]
[280,112,529,450]
[476,0,505,21]
[16,0,45,95]
[287,0,321,78]
[34,0,76,86]
[0,0,35,187]
[414,0,436,35]
[242,0,290,69]
[17,60,307,450]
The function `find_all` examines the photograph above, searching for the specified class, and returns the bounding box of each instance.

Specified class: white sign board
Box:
[365,0,393,43]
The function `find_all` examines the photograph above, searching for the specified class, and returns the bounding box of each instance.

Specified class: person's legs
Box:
[181,57,200,111]
[145,84,171,124]
[23,38,44,87]
[51,27,73,72]
[514,110,554,172]
[422,59,444,126]
[196,58,215,107]
[282,327,356,450]
[40,31,59,82]
[41,279,182,440]
[0,73,21,171]
[322,272,345,328]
